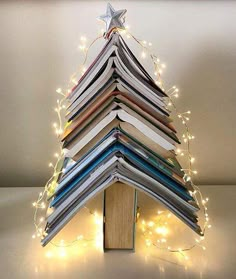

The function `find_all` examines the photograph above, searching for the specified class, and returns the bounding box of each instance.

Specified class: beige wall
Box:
[0,0,235,187]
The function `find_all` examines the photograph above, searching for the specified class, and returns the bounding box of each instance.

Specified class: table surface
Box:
[0,186,235,279]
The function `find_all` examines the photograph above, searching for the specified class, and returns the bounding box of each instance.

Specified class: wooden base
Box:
[103,183,137,251]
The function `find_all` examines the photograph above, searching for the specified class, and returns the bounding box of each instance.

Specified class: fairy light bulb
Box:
[148,221,154,227]
[141,51,146,58]
[155,226,168,236]
[72,78,77,85]
[59,250,66,257]
[45,251,53,258]
[80,36,87,42]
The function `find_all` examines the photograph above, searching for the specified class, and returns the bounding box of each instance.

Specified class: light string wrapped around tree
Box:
[32,26,211,260]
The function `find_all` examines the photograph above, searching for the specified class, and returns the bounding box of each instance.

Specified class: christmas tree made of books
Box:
[41,3,202,250]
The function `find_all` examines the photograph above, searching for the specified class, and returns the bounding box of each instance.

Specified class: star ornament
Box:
[98,3,127,38]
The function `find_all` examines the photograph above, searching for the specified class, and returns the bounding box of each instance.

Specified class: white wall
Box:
[0,1,235,186]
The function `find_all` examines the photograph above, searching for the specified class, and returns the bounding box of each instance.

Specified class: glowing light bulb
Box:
[59,250,66,257]
[77,235,83,240]
[45,251,53,258]
[72,79,77,85]
[41,202,46,209]
[141,51,146,58]
[148,221,154,227]
[155,226,168,236]
[80,36,87,42]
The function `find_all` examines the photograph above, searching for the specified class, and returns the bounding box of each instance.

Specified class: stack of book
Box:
[41,32,201,248]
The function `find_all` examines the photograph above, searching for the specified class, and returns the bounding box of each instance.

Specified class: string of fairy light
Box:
[32,25,211,260]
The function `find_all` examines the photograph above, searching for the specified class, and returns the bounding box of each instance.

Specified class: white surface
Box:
[0,1,236,186]
[0,186,236,279]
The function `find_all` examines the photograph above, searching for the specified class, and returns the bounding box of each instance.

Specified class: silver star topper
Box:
[98,3,127,38]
